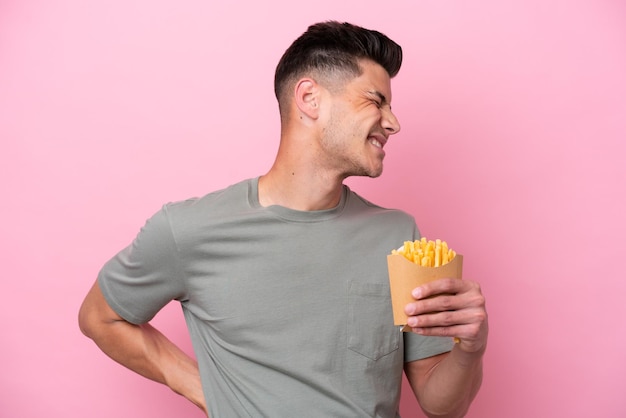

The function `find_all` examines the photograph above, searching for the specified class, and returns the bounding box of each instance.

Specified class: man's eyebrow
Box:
[368,90,388,105]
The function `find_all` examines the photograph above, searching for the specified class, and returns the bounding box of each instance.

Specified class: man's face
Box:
[317,59,401,179]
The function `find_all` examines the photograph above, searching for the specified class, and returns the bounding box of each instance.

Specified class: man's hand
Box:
[404,278,488,354]
[403,278,487,417]
[79,280,207,415]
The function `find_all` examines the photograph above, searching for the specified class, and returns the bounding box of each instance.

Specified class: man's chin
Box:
[348,167,384,179]
[367,163,384,178]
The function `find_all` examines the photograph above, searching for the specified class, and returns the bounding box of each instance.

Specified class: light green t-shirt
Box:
[99,178,453,418]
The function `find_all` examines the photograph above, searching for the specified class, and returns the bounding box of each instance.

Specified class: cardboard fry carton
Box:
[387,253,463,332]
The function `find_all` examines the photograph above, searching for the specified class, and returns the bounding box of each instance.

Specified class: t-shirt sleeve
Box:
[403,332,454,363]
[97,205,187,324]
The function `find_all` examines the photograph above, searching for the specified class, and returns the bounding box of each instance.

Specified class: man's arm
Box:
[78,280,207,415]
[403,278,488,417]
[404,348,483,417]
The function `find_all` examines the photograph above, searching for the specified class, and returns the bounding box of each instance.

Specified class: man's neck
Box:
[258,165,344,211]
[259,110,348,211]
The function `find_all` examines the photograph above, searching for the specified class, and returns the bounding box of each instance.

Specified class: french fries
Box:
[390,237,461,343]
[391,237,456,268]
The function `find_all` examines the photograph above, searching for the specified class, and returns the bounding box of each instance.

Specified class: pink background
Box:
[2,1,625,417]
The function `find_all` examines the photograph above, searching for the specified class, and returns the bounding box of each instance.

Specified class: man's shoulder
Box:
[343,187,417,240]
[345,187,414,221]
[163,178,252,214]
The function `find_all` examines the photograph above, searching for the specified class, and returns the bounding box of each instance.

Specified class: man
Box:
[79,21,488,417]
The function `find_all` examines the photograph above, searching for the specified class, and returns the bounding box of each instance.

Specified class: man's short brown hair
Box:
[274,21,402,113]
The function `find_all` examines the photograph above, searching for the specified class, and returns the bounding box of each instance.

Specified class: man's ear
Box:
[294,78,321,120]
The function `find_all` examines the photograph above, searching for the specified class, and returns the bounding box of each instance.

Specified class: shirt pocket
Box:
[347,281,400,360]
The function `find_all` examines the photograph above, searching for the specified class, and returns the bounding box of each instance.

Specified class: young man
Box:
[79,21,488,417]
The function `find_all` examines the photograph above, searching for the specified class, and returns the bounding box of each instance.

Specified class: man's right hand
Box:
[78,280,207,414]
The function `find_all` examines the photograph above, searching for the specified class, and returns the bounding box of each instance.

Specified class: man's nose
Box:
[382,108,401,135]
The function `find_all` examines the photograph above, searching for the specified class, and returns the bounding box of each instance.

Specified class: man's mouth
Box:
[368,134,387,149]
